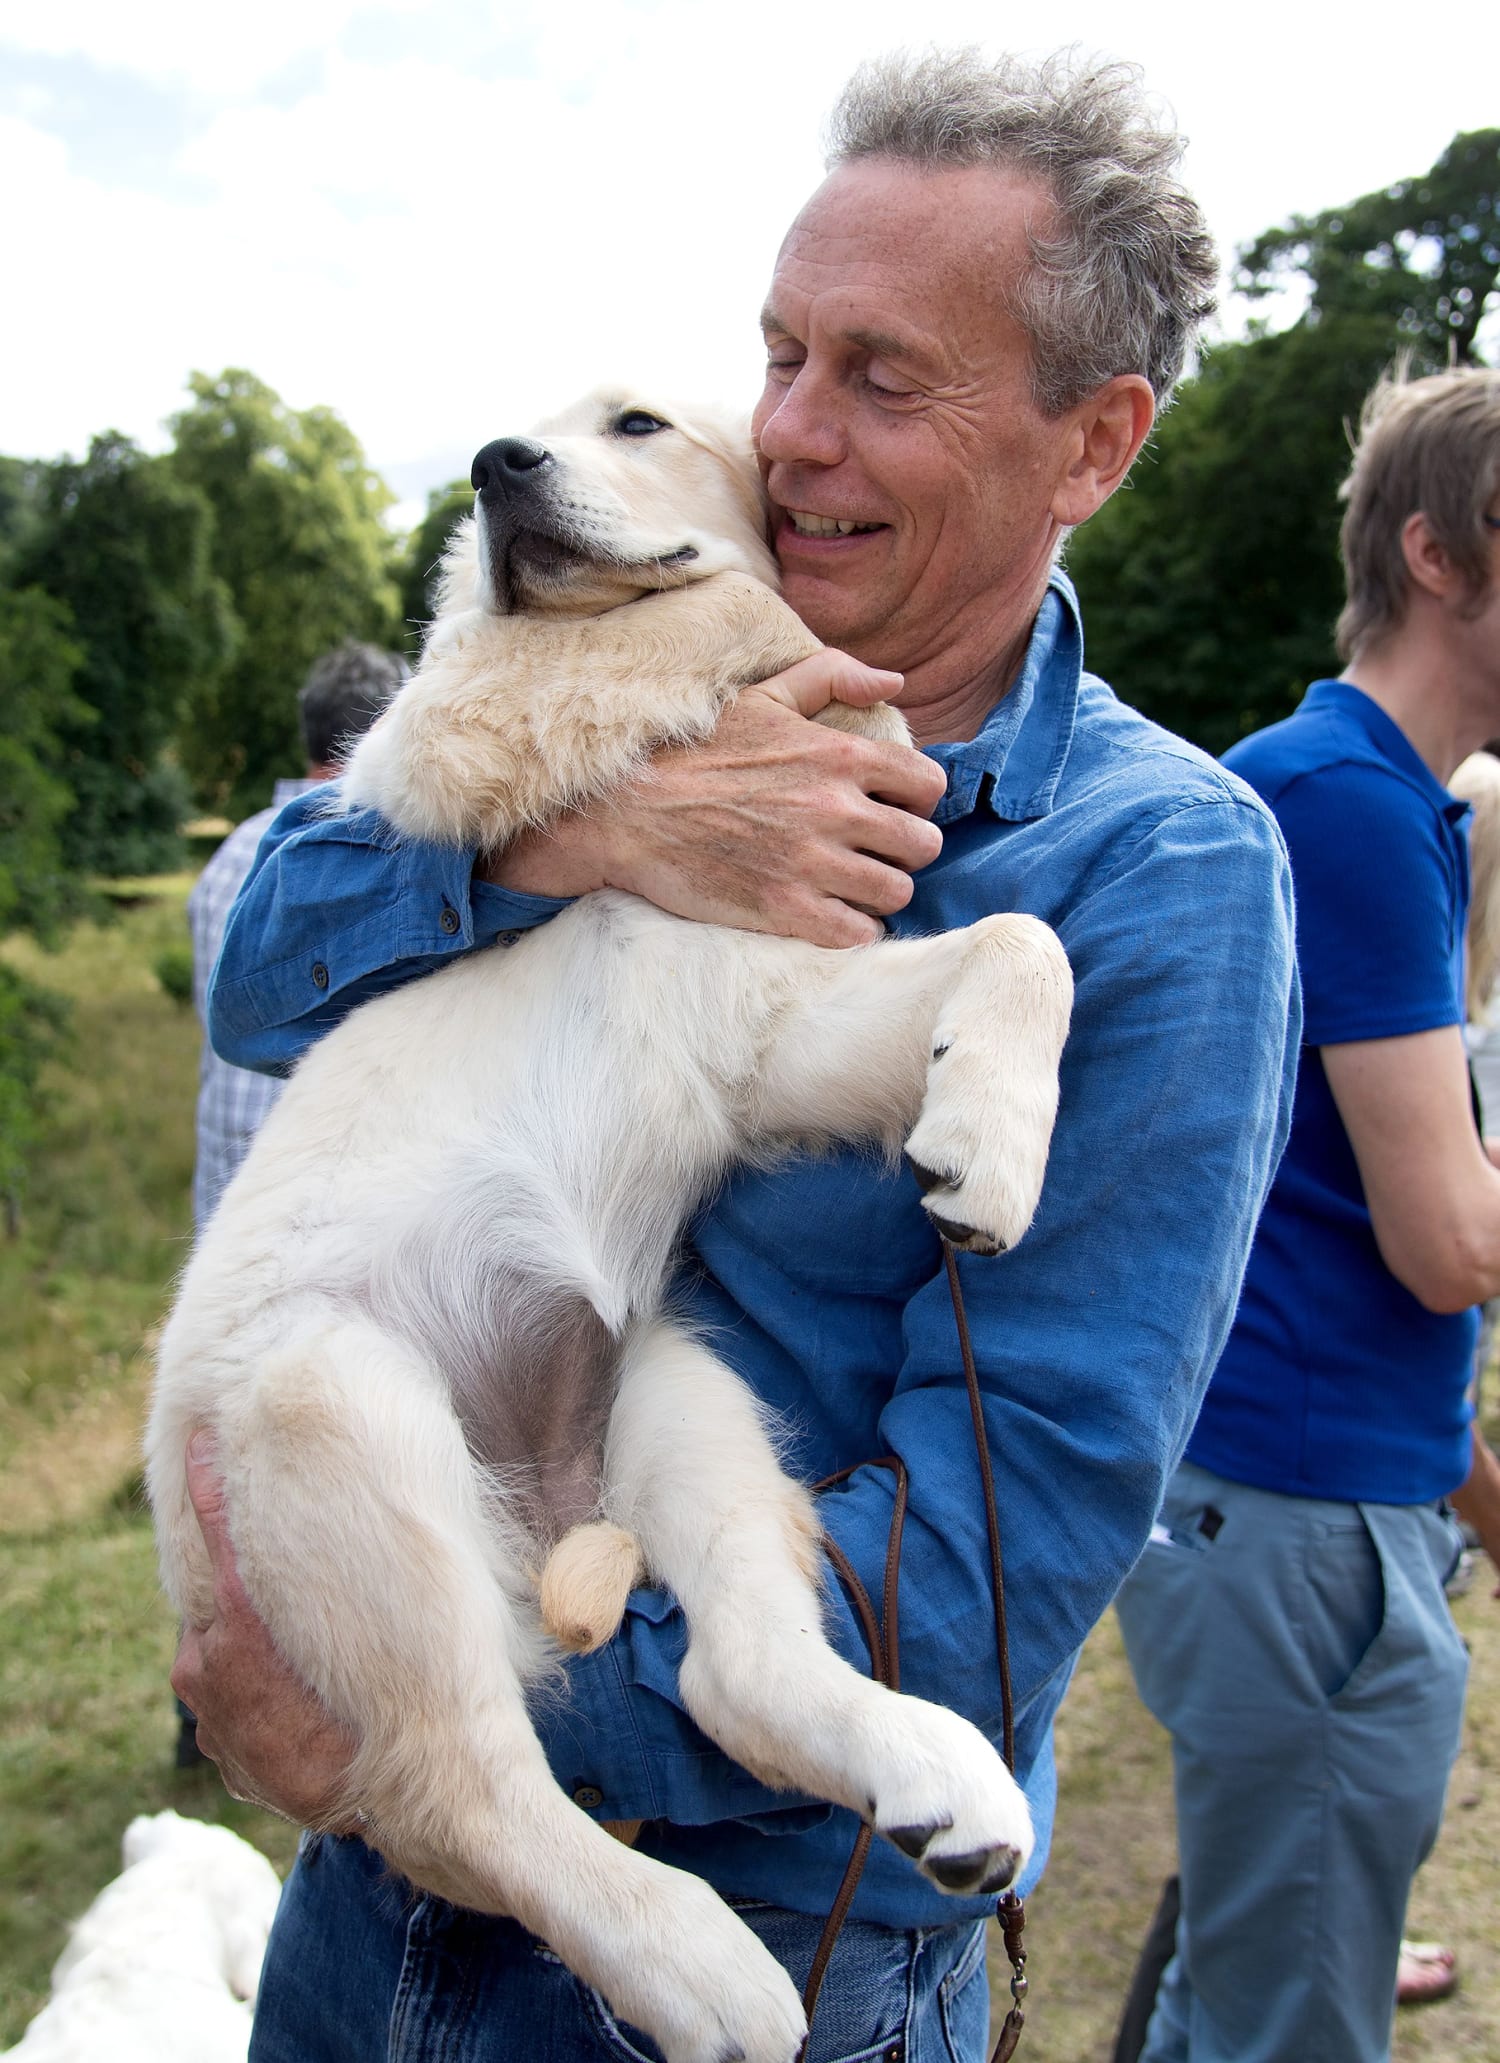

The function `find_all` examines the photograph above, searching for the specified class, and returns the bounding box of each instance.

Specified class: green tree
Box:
[1067,315,1398,755]
[0,456,52,584]
[168,370,401,812]
[396,480,473,657]
[0,586,89,1229]
[1238,129,1499,365]
[14,434,236,874]
[1068,129,1500,755]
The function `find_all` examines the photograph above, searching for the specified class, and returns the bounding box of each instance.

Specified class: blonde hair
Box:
[1336,365,1500,662]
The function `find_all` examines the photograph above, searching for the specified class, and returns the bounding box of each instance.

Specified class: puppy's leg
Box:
[608,1320,1034,1898]
[750,916,1073,1253]
[189,1319,805,2063]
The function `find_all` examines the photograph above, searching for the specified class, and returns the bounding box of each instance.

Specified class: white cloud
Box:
[0,0,412,94]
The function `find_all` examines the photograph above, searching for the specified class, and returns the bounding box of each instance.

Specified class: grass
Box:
[0,882,297,2044]
[2,878,1498,2054]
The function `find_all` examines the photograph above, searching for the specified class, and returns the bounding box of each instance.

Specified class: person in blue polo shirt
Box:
[1117,365,1500,2063]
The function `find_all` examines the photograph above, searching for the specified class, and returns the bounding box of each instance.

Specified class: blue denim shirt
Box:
[210,576,1299,1927]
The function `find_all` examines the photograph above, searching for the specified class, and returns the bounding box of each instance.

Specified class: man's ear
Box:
[1401,510,1463,601]
[1050,375,1156,529]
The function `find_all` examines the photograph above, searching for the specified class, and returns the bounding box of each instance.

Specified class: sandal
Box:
[1397,1939,1458,2006]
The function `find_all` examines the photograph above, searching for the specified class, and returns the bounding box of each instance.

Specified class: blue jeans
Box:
[249,1830,991,2062]
[1116,1461,1469,2063]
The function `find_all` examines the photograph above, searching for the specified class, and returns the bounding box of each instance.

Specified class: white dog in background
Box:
[148,392,1073,2063]
[4,1812,280,2063]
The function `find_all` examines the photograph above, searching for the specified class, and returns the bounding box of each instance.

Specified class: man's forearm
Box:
[206,793,569,1073]
[1451,1423,1500,1586]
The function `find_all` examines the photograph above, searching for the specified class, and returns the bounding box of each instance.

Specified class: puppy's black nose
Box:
[472,438,553,494]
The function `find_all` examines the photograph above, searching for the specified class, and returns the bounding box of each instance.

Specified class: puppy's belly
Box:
[443,1290,623,1545]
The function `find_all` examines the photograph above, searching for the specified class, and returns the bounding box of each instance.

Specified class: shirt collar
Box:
[925,571,1084,827]
[1300,679,1472,829]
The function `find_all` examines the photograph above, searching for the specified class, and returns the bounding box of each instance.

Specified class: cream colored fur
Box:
[148,390,1073,2063]
[1452,751,1500,1022]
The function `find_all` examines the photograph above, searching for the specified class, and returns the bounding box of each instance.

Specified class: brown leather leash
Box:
[799,1236,1028,2063]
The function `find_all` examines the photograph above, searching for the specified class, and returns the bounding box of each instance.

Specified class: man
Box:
[1116,366,1500,2063]
[179,51,1299,2062]
[187,640,403,1230]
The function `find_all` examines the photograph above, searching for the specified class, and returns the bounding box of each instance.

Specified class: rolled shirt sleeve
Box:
[206,788,573,1074]
[532,789,1301,1897]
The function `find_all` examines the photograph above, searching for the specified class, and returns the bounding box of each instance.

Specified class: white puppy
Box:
[4,1811,280,2063]
[148,391,1073,2063]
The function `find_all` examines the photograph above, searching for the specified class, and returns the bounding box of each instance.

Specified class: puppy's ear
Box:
[679,404,756,467]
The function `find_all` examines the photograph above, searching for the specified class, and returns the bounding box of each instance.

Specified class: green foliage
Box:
[1071,129,1500,756]
[0,969,69,1236]
[0,457,52,586]
[0,586,89,1229]
[1239,129,1500,366]
[0,881,296,2042]
[1068,315,1401,754]
[0,586,90,942]
[13,435,236,877]
[152,943,194,1007]
[168,370,401,814]
[396,478,473,657]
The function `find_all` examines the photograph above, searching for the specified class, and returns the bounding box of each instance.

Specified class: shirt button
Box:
[440,906,461,935]
[572,1784,604,1810]
[311,962,329,989]
[497,930,521,948]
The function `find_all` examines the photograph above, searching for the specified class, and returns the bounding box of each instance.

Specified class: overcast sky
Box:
[4,0,1497,528]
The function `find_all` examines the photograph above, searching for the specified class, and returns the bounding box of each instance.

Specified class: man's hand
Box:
[482,651,947,948]
[170,1434,360,1827]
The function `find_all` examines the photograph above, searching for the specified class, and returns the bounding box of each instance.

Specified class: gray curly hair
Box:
[825,48,1218,416]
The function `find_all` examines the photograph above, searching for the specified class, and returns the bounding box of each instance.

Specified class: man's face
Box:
[752,158,1081,670]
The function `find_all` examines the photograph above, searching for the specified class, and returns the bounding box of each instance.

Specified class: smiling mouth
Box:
[784,508,885,538]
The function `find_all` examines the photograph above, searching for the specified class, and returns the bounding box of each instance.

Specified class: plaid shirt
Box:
[187,779,321,1230]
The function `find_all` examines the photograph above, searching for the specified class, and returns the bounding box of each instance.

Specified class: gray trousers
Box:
[1116,1460,1468,2063]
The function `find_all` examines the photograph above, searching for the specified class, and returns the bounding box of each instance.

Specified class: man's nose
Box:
[754,369,845,470]
[471,438,553,495]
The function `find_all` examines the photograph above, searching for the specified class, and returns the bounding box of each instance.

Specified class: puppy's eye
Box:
[615,410,670,437]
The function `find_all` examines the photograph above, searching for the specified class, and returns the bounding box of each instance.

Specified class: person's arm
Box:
[527,788,1300,1832]
[171,1437,360,1825]
[1322,1029,1500,1311]
[1265,756,1489,1317]
[206,789,573,1076]
[209,656,946,1074]
[1451,1423,1500,1600]
[173,786,1299,1841]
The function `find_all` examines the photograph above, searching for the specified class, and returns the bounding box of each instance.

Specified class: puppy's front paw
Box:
[870,1699,1034,1899]
[904,1062,1052,1255]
